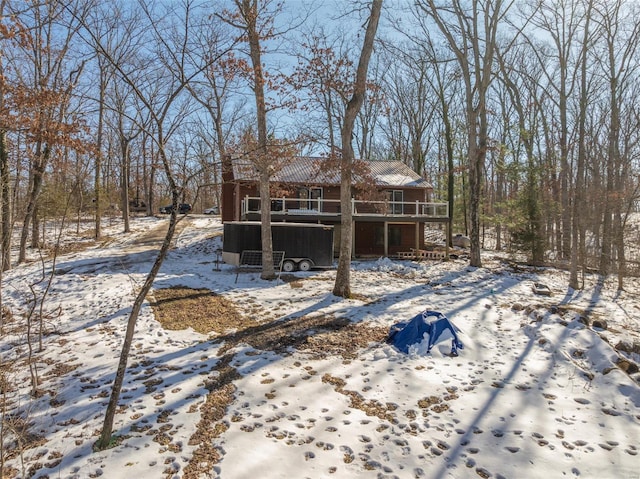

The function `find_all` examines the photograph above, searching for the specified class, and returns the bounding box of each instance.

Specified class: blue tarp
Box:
[388,310,464,356]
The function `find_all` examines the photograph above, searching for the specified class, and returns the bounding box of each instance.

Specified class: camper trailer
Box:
[222,221,334,271]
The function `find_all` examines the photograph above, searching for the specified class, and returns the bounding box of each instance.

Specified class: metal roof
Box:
[231,157,432,188]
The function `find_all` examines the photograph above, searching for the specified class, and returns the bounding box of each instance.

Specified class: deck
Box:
[241,196,449,222]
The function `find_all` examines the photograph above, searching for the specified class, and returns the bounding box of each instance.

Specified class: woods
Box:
[0,0,639,281]
[1,1,640,474]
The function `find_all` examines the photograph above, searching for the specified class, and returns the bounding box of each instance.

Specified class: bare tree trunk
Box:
[148,156,155,216]
[258,169,274,279]
[120,137,131,233]
[31,203,40,249]
[333,0,382,298]
[445,105,454,249]
[213,105,227,212]
[496,47,545,264]
[419,0,510,268]
[142,135,149,215]
[468,110,484,267]
[0,130,11,271]
[600,2,627,278]
[239,0,275,279]
[570,1,593,290]
[599,179,614,275]
[0,32,10,271]
[559,82,571,261]
[494,146,504,252]
[96,152,174,451]
[26,281,40,396]
[147,139,156,216]
[95,68,106,239]
[84,0,231,447]
[95,200,179,449]
[614,210,625,290]
[427,50,455,248]
[19,144,49,263]
[334,146,355,297]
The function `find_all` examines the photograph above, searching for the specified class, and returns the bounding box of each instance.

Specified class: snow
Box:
[2,216,639,479]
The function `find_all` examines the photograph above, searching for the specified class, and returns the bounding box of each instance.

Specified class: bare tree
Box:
[9,0,89,264]
[333,0,382,298]
[220,0,297,280]
[110,79,146,233]
[380,43,437,175]
[355,55,385,160]
[74,0,235,450]
[525,0,588,260]
[0,6,16,271]
[569,0,595,289]
[593,0,640,288]
[85,3,140,239]
[186,14,246,210]
[291,30,355,153]
[496,44,546,264]
[416,0,514,267]
[382,30,460,246]
[0,130,8,271]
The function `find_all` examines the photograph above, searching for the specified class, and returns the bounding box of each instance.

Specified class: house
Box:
[221,156,450,258]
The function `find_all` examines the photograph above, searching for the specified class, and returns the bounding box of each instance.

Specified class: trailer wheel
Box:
[282,260,296,272]
[298,259,313,272]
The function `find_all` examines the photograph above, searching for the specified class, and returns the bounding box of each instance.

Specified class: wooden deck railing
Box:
[241,196,449,219]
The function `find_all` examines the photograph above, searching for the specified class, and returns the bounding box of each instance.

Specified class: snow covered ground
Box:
[1,216,639,479]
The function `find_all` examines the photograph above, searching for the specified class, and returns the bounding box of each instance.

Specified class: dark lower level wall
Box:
[354,222,425,257]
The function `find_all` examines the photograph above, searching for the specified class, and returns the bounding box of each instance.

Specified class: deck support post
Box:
[445,220,450,259]
[384,221,389,257]
[352,221,356,259]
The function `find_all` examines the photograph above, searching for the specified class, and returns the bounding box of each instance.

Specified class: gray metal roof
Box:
[231,156,432,189]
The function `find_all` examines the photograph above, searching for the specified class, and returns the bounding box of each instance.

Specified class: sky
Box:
[1,215,639,478]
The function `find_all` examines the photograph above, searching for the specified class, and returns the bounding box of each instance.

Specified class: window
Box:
[374,224,384,246]
[374,224,402,247]
[387,190,404,214]
[309,187,322,210]
[298,187,323,210]
[389,225,402,246]
[298,187,308,209]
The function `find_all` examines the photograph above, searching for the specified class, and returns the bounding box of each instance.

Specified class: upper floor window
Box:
[387,190,403,214]
[298,187,323,210]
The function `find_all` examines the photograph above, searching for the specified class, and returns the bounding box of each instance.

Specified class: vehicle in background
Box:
[159,203,192,214]
[129,199,147,213]
[452,234,470,248]
[204,206,219,215]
